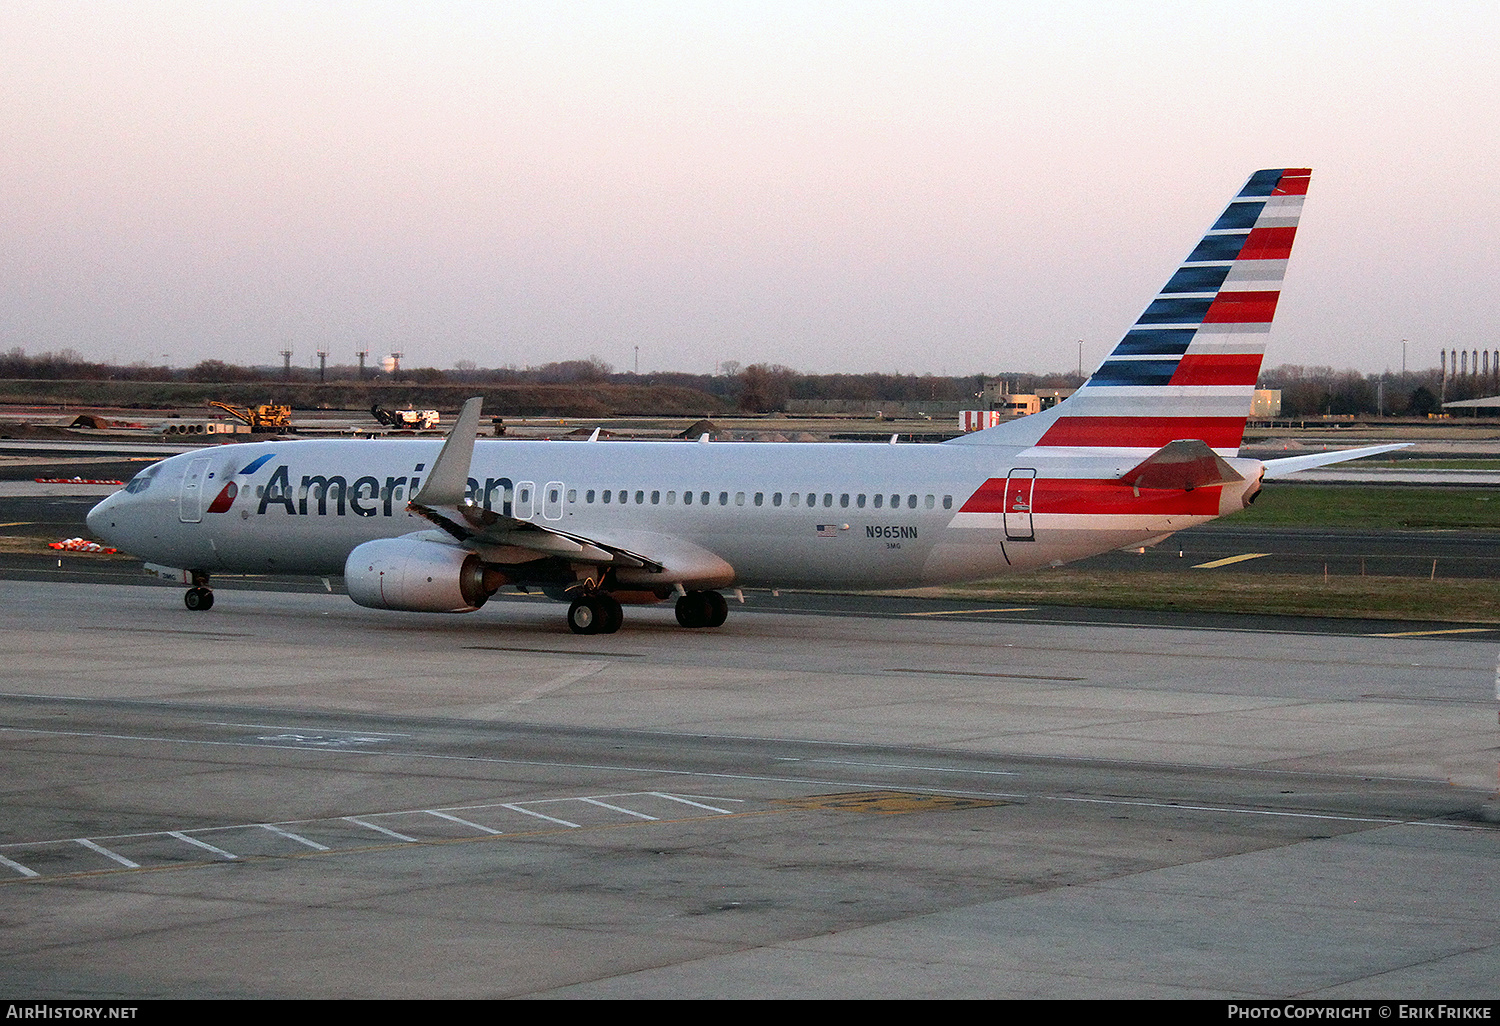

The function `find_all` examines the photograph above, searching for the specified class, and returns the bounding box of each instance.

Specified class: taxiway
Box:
[0,574,1495,998]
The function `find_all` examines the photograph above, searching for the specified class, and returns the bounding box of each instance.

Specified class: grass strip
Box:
[924,569,1500,623]
[1233,484,1500,530]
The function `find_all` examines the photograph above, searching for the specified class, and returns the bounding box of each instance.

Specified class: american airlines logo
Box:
[240,466,523,518]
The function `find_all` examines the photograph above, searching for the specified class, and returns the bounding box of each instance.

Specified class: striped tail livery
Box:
[956,167,1311,454]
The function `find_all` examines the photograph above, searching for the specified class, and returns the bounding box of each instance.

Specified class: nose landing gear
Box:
[183,572,214,611]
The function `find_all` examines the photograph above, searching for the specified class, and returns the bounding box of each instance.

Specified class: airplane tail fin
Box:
[951,168,1310,455]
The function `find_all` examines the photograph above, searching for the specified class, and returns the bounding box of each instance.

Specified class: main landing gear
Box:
[564,589,730,633]
[183,573,214,611]
[567,593,623,635]
[675,589,727,629]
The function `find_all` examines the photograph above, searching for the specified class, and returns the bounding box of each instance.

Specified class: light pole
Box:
[1401,339,1407,377]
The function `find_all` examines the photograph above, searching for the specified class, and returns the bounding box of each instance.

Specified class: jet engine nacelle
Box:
[344,537,501,612]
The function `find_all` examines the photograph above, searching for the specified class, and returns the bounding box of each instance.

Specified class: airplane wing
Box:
[411,499,667,572]
[1259,443,1410,478]
[405,398,732,587]
[406,399,665,571]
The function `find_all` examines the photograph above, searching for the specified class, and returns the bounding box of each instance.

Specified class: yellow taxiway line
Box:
[1368,627,1494,637]
[1192,553,1270,569]
[901,607,1035,616]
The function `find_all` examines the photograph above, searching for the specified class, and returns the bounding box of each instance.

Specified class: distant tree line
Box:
[0,346,1492,417]
[0,347,170,382]
[0,347,1085,413]
[1258,364,1479,417]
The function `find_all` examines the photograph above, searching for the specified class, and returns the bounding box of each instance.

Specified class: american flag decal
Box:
[815,524,838,537]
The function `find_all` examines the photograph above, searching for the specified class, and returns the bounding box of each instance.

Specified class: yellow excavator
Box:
[208,401,292,432]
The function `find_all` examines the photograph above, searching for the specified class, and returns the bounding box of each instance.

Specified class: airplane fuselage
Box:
[89,436,1263,591]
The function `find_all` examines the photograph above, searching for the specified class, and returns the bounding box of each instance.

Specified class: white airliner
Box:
[87,168,1402,633]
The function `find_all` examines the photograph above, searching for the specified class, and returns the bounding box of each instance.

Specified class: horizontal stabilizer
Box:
[1119,439,1244,490]
[1260,443,1410,478]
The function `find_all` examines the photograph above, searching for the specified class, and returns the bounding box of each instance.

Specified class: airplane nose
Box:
[87,493,118,541]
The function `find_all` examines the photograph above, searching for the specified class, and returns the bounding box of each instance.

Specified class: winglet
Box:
[411,397,482,507]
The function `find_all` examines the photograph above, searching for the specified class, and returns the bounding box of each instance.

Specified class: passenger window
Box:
[839,494,849,508]
[651,490,660,504]
[586,490,595,503]
[924,494,934,509]
[907,494,916,509]
[567,489,576,503]
[684,491,693,505]
[822,493,833,507]
[943,495,953,509]
[719,492,729,506]
[602,490,611,503]
[856,494,866,508]
[772,492,782,507]
[754,492,763,506]
[873,494,883,509]
[635,490,645,504]
[666,491,675,504]
[735,492,745,506]
[890,494,899,508]
[701,491,710,505]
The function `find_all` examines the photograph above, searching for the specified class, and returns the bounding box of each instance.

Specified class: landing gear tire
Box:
[704,590,728,627]
[568,598,599,634]
[568,594,624,635]
[675,590,727,629]
[597,595,624,634]
[184,587,214,611]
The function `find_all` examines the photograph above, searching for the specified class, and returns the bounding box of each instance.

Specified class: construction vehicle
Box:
[207,401,292,432]
[371,404,441,430]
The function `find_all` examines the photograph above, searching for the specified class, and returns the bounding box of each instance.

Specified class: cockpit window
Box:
[123,464,162,494]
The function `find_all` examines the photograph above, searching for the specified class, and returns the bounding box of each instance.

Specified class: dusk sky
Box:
[2,2,1496,377]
